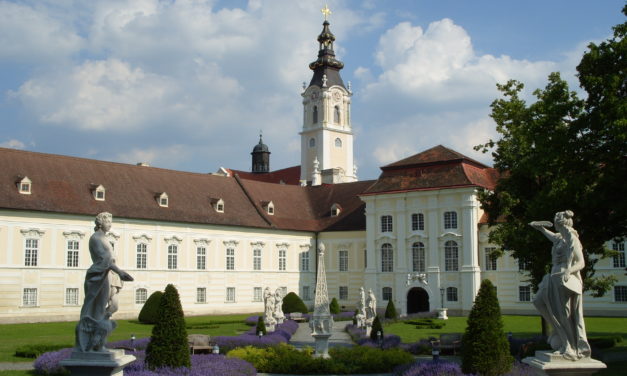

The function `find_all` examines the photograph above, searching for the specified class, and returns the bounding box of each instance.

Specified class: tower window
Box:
[17,176,32,194]
[309,138,316,148]
[334,105,341,124]
[313,106,318,124]
[157,192,169,207]
[335,138,342,147]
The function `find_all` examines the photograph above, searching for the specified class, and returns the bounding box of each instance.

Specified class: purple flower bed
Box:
[394,361,535,376]
[124,351,256,376]
[33,347,72,375]
[108,337,151,350]
[214,320,299,353]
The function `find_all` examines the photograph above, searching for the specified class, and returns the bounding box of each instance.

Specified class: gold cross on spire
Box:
[321,4,331,21]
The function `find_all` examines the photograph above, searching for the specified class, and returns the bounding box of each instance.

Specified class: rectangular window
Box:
[66,240,79,268]
[615,286,627,302]
[381,215,393,232]
[339,286,348,300]
[412,242,425,272]
[411,213,425,231]
[22,288,37,307]
[302,286,311,301]
[444,211,458,229]
[197,247,206,270]
[136,288,148,304]
[446,287,458,302]
[136,243,147,269]
[613,242,626,268]
[226,248,235,270]
[381,244,393,272]
[226,287,235,302]
[253,249,262,271]
[382,287,392,301]
[444,241,459,271]
[65,288,79,305]
[167,244,178,270]
[279,249,286,271]
[339,250,348,271]
[253,287,262,302]
[518,259,531,271]
[519,286,531,302]
[300,250,309,271]
[24,239,38,267]
[196,287,207,303]
[485,247,497,271]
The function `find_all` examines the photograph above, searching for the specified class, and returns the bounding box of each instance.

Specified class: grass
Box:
[0,313,254,363]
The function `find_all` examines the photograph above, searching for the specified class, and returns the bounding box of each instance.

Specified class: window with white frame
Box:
[137,243,147,269]
[65,288,79,305]
[612,241,625,268]
[444,211,457,229]
[158,192,168,207]
[411,213,425,231]
[24,239,38,267]
[253,248,262,271]
[614,286,627,302]
[444,241,459,271]
[485,247,498,271]
[167,244,178,270]
[519,285,531,302]
[381,243,393,272]
[302,285,311,301]
[23,288,37,306]
[279,249,286,271]
[93,185,106,201]
[339,286,348,300]
[196,246,206,270]
[331,203,341,217]
[226,248,235,270]
[197,287,207,303]
[381,215,393,232]
[18,177,32,194]
[300,250,309,271]
[339,250,348,271]
[446,287,458,302]
[412,242,425,272]
[226,287,235,302]
[253,287,262,302]
[135,288,148,304]
[66,240,79,268]
[518,259,531,271]
[382,287,392,301]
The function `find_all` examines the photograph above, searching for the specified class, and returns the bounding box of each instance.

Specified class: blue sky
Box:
[1,0,624,180]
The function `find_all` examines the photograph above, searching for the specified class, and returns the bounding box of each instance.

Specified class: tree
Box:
[475,6,626,297]
[461,279,513,376]
[138,290,163,324]
[145,284,190,369]
[370,315,384,341]
[384,299,397,320]
[329,297,340,314]
[281,292,308,314]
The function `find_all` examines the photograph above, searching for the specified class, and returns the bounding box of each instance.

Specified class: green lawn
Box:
[0,313,255,363]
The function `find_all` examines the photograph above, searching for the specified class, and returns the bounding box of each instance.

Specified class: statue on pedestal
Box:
[273,288,285,324]
[355,286,366,328]
[263,287,277,331]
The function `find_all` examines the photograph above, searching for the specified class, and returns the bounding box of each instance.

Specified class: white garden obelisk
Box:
[309,242,333,358]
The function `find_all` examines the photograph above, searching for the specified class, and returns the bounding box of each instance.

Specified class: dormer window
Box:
[211,198,225,213]
[157,192,169,207]
[331,203,341,217]
[262,201,275,215]
[17,176,32,195]
[92,185,106,201]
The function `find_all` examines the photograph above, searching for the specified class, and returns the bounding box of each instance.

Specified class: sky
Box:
[1,0,625,180]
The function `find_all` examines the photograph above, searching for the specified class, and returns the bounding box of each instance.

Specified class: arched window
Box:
[444,211,457,229]
[309,138,316,148]
[412,242,425,272]
[313,106,318,123]
[446,287,458,302]
[444,241,458,271]
[335,138,342,147]
[381,243,393,272]
[334,105,341,123]
[135,288,148,304]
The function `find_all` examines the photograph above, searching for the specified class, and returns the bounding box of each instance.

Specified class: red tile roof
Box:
[229,166,301,185]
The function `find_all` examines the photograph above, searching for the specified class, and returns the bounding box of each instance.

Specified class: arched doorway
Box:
[407,287,429,314]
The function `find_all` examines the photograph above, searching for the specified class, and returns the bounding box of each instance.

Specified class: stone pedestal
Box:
[523,351,606,376]
[312,334,332,359]
[365,323,372,337]
[437,308,448,320]
[60,349,135,376]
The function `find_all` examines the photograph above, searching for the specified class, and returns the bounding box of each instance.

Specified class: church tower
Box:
[300,7,356,184]
[251,133,270,173]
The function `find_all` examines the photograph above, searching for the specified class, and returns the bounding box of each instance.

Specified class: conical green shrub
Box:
[145,284,190,369]
[256,315,267,335]
[370,315,384,341]
[138,291,163,324]
[330,297,340,314]
[384,299,397,320]
[461,279,513,376]
[281,292,308,314]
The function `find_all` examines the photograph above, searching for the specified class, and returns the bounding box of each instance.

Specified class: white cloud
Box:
[0,139,26,149]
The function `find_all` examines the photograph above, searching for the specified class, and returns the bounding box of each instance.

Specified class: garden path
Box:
[288,321,354,349]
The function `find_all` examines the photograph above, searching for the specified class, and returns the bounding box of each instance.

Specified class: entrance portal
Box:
[407,287,429,314]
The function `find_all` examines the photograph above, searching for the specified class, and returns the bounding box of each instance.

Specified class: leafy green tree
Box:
[329,297,340,314]
[145,284,190,369]
[138,290,163,324]
[475,6,626,297]
[384,299,397,320]
[281,292,308,314]
[369,316,383,341]
[462,280,513,376]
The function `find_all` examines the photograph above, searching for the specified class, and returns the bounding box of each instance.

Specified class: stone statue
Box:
[355,286,366,327]
[75,212,133,352]
[273,288,285,324]
[530,210,591,360]
[365,288,377,321]
[263,287,277,329]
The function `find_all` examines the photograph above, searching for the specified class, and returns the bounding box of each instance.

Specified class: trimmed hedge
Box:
[384,299,398,320]
[15,343,72,358]
[330,297,340,314]
[138,290,163,324]
[282,292,308,314]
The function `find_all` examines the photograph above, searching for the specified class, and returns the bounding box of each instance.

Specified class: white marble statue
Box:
[365,288,377,322]
[75,212,133,352]
[355,286,366,327]
[273,288,285,324]
[530,210,591,360]
[263,287,277,329]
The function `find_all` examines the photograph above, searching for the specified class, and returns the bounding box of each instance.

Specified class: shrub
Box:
[370,315,384,341]
[281,292,308,314]
[385,299,398,320]
[145,284,191,369]
[330,297,340,314]
[255,316,267,335]
[138,291,163,324]
[404,318,445,329]
[462,279,513,376]
[15,343,72,358]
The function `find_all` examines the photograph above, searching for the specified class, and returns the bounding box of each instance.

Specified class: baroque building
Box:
[0,16,625,323]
